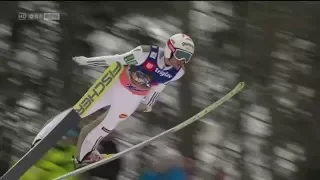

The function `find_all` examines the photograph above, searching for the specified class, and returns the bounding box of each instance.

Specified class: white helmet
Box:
[164,33,195,63]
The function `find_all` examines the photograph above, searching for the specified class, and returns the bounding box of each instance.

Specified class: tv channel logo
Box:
[43,12,60,21]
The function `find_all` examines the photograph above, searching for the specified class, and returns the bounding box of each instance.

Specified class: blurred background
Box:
[0,1,320,180]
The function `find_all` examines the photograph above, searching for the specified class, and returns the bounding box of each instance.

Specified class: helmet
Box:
[164,33,195,63]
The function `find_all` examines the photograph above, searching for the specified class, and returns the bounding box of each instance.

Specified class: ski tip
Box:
[237,81,246,89]
[239,81,245,86]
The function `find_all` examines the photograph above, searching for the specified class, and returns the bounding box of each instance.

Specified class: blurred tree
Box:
[0,2,18,24]
[302,10,320,179]
[174,1,198,165]
[231,2,252,180]
[58,2,91,106]
[256,4,278,180]
[3,4,40,113]
[0,126,13,176]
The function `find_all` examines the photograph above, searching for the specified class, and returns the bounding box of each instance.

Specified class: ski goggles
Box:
[173,49,193,63]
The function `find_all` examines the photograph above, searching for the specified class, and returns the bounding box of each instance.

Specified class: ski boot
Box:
[74,150,112,169]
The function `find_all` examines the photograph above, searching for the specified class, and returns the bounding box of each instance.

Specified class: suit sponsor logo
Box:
[155,68,172,78]
[119,114,128,118]
[124,54,138,65]
[74,62,123,117]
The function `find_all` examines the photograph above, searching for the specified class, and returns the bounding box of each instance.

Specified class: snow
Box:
[0,23,10,32]
[113,14,182,43]
[297,85,315,98]
[274,96,295,108]
[290,38,315,50]
[197,146,218,164]
[86,30,134,55]
[271,51,294,62]
[225,141,241,153]
[248,164,272,180]
[274,146,296,162]
[197,118,224,143]
[275,158,297,176]
[243,105,272,136]
[190,10,230,36]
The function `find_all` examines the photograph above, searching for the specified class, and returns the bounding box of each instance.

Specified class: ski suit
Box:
[33,45,185,162]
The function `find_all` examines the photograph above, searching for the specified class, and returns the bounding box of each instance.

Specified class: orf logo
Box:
[143,61,156,72]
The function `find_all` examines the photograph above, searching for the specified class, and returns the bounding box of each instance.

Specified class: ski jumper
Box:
[33,45,185,162]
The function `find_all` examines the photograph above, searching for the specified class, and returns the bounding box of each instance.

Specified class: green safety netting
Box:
[17,144,79,180]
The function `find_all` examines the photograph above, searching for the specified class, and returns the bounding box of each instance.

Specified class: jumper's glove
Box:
[72,56,88,65]
[137,103,152,113]
[143,106,152,112]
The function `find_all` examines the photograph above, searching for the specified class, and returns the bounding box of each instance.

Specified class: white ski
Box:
[54,81,245,180]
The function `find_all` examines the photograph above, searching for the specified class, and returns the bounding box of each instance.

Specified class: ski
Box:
[0,109,81,180]
[0,62,123,180]
[54,81,246,180]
